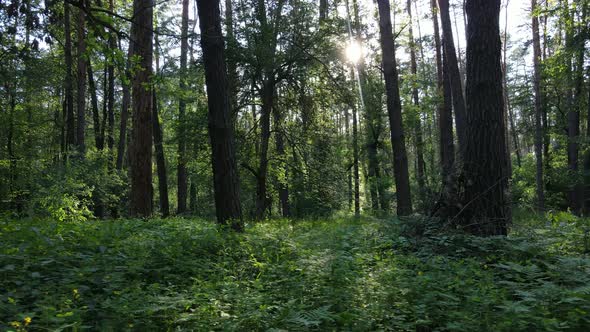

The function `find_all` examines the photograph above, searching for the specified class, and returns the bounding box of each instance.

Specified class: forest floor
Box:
[1,212,590,331]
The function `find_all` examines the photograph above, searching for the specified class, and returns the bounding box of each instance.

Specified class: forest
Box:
[1,0,590,330]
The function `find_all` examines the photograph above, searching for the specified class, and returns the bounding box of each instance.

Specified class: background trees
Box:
[0,0,588,233]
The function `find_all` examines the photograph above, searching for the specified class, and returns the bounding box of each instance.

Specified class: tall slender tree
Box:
[532,0,545,210]
[437,0,467,152]
[177,0,189,214]
[376,0,413,216]
[76,0,87,154]
[196,0,243,230]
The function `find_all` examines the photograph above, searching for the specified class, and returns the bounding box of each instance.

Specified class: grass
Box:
[1,213,589,331]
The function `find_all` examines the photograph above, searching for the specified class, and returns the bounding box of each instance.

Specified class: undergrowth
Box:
[1,212,589,331]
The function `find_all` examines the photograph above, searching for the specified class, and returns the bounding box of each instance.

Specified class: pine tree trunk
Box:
[273,99,290,217]
[407,0,426,206]
[116,42,133,170]
[437,0,467,153]
[76,1,87,155]
[129,0,154,217]
[532,0,545,210]
[462,0,510,236]
[88,62,103,150]
[196,0,243,230]
[177,0,189,214]
[64,2,75,152]
[376,0,413,216]
[152,92,170,217]
[432,0,455,196]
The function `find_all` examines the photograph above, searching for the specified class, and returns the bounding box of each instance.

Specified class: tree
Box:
[532,0,545,210]
[462,0,510,236]
[376,0,413,216]
[437,0,467,152]
[196,0,243,230]
[177,0,189,214]
[432,0,455,196]
[407,0,426,205]
[64,1,75,152]
[129,0,154,217]
[76,0,87,155]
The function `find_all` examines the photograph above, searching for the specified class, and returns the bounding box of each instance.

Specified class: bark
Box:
[407,0,426,205]
[376,0,413,216]
[432,0,455,194]
[64,2,75,151]
[273,99,290,217]
[256,79,273,219]
[129,0,154,217]
[532,0,545,210]
[319,0,328,23]
[352,102,361,218]
[196,0,243,230]
[177,0,189,214]
[462,0,510,236]
[76,1,87,155]
[88,61,104,150]
[584,67,590,214]
[344,109,353,210]
[106,0,116,152]
[116,42,133,170]
[153,92,170,217]
[437,0,467,153]
[225,0,239,116]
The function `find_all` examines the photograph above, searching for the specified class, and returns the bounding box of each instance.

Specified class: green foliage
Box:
[29,152,126,221]
[1,215,589,331]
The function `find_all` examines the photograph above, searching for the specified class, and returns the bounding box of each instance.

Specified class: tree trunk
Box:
[255,79,273,219]
[407,0,426,206]
[129,0,154,217]
[532,0,545,210]
[116,42,133,170]
[432,0,455,195]
[437,0,467,153]
[76,1,87,155]
[376,0,413,216]
[273,98,290,217]
[319,0,328,23]
[152,92,170,217]
[352,102,361,218]
[196,0,243,230]
[177,0,189,214]
[106,0,116,153]
[462,0,510,236]
[87,62,104,150]
[64,2,75,151]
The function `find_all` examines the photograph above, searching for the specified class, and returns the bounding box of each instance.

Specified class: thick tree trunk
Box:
[376,0,413,216]
[129,0,154,217]
[437,0,467,153]
[152,92,170,217]
[462,0,510,236]
[532,0,545,210]
[196,0,243,230]
[76,1,87,155]
[177,0,189,214]
[64,2,75,151]
[407,0,426,206]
